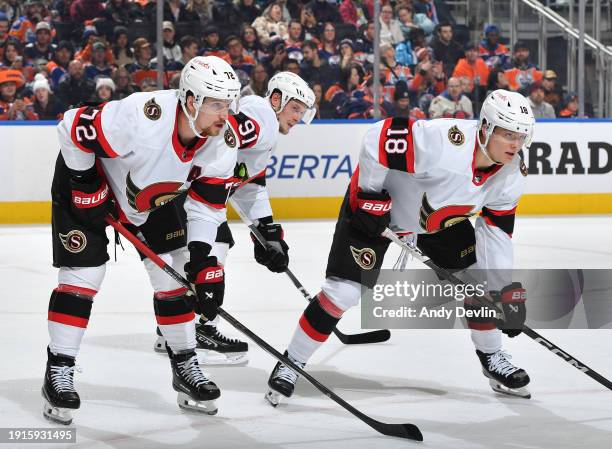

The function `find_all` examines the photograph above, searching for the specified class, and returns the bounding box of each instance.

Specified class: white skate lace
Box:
[178,355,210,387]
[488,351,520,377]
[275,359,304,385]
[50,365,82,393]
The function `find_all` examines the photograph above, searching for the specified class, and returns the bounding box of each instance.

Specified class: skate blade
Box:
[197,350,249,366]
[153,336,166,353]
[489,379,531,399]
[264,389,283,407]
[177,392,218,415]
[42,400,74,425]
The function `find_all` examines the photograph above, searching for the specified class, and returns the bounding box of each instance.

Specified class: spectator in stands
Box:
[411,49,446,109]
[200,26,225,58]
[339,0,371,29]
[47,41,73,90]
[240,62,268,97]
[252,2,288,47]
[324,62,365,117]
[212,0,243,31]
[379,3,403,46]
[0,12,8,57]
[168,35,198,70]
[306,0,340,27]
[223,34,255,76]
[0,0,23,23]
[241,25,264,61]
[113,66,140,100]
[92,76,115,102]
[283,57,301,76]
[338,38,358,71]
[431,21,463,78]
[8,0,46,44]
[126,38,157,88]
[285,20,303,62]
[485,66,509,97]
[355,20,374,57]
[300,6,319,41]
[261,37,287,77]
[76,33,115,66]
[380,43,412,102]
[429,76,473,118]
[503,41,542,92]
[164,0,194,22]
[300,39,339,89]
[541,69,562,112]
[413,0,455,26]
[1,39,24,70]
[312,81,334,118]
[104,0,142,24]
[161,21,181,65]
[393,80,411,118]
[478,24,509,69]
[452,42,489,91]
[31,73,64,120]
[52,0,73,22]
[409,27,428,54]
[396,5,417,40]
[56,59,95,109]
[318,22,339,65]
[559,92,580,118]
[111,26,134,68]
[0,69,38,120]
[70,0,105,23]
[348,74,395,118]
[238,0,261,26]
[185,0,211,24]
[85,41,112,80]
[526,81,555,119]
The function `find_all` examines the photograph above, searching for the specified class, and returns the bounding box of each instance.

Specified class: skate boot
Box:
[265,351,305,407]
[195,319,249,366]
[167,345,220,415]
[42,347,81,425]
[477,349,531,399]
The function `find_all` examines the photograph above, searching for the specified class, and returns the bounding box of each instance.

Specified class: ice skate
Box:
[477,349,531,399]
[195,320,249,366]
[265,351,305,407]
[167,346,220,414]
[42,347,81,425]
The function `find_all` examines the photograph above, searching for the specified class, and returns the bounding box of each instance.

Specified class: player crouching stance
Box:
[266,90,535,406]
[154,72,316,365]
[43,56,242,424]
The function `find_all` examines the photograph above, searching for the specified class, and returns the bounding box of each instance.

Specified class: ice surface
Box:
[1,217,611,448]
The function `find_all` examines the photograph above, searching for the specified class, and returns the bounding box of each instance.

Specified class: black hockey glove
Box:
[351,190,392,238]
[184,242,225,321]
[492,282,527,338]
[251,217,289,273]
[69,167,113,231]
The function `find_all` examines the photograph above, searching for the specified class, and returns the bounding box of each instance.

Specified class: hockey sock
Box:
[48,285,96,358]
[153,288,196,352]
[287,292,343,364]
[470,328,503,353]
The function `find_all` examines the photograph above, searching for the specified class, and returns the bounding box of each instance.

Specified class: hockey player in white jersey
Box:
[266,90,535,405]
[43,56,242,424]
[154,71,316,365]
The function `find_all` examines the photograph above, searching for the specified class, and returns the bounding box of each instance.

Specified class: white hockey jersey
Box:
[351,117,527,288]
[56,89,240,246]
[225,95,279,220]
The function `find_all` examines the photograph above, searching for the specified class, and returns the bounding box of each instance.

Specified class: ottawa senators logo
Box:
[350,246,376,270]
[447,125,465,146]
[224,128,237,148]
[59,230,87,253]
[144,97,161,120]
[419,193,475,233]
[126,172,184,212]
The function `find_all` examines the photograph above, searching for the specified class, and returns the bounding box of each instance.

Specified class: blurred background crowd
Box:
[0,0,582,121]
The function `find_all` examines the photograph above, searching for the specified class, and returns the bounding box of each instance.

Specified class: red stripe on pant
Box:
[48,311,89,328]
[156,312,195,325]
[299,314,331,342]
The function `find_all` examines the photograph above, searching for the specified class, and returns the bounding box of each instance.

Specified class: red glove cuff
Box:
[357,197,392,216]
[72,181,109,209]
[500,282,526,303]
[195,266,224,284]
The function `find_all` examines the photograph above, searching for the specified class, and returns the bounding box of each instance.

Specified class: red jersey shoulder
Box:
[377,117,415,173]
[227,112,261,149]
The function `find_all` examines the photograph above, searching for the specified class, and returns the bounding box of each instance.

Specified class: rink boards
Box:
[1,119,611,223]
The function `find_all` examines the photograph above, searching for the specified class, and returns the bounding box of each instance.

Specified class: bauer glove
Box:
[492,282,527,338]
[351,190,392,238]
[251,217,289,273]
[185,242,224,321]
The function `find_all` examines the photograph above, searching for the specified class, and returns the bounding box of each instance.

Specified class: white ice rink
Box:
[1,216,611,448]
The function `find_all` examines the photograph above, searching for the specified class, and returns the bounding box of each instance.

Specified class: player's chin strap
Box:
[380,226,612,393]
[477,131,502,166]
[180,101,208,139]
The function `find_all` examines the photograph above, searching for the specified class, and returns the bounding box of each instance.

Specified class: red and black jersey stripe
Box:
[228,112,260,149]
[378,117,415,173]
[70,104,119,158]
[188,177,237,209]
[481,206,516,237]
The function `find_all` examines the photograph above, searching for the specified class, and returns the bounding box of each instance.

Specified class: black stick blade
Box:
[374,422,423,441]
[334,329,391,345]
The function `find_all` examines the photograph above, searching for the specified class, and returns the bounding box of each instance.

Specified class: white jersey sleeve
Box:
[57,98,138,171]
[226,96,279,221]
[474,162,527,290]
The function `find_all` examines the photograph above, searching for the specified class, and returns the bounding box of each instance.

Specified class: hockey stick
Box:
[382,228,612,391]
[106,216,423,441]
[230,200,390,345]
